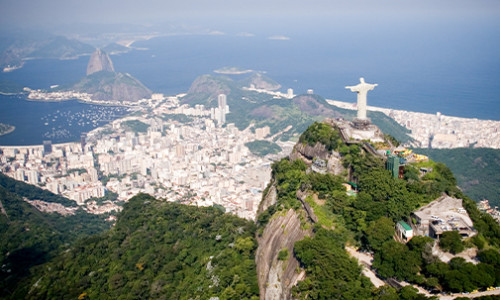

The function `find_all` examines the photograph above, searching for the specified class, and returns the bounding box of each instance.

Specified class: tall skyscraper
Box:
[217,94,228,126]
[218,94,227,109]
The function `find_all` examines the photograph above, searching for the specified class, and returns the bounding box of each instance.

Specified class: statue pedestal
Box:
[352,118,371,130]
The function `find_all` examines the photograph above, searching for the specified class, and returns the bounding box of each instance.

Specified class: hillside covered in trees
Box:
[415,148,500,207]
[9,193,259,299]
[257,121,500,298]
[0,173,111,298]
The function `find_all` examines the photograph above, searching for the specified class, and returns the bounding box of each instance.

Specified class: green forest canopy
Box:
[15,194,259,300]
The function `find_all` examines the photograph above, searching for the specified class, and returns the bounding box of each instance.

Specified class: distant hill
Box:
[415,148,500,207]
[239,73,281,90]
[26,36,94,60]
[0,31,94,71]
[69,70,152,102]
[61,49,152,102]
[181,74,412,143]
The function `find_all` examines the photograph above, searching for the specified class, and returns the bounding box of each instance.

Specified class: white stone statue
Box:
[345,78,378,120]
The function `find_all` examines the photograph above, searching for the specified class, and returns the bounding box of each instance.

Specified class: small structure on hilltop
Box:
[411,195,476,239]
[396,220,414,243]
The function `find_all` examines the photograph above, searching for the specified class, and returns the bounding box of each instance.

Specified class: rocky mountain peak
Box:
[86,49,114,76]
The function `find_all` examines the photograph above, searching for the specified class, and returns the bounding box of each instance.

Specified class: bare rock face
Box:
[86,49,114,76]
[257,185,277,216]
[256,208,311,300]
[289,142,329,165]
[327,151,345,176]
[289,141,345,176]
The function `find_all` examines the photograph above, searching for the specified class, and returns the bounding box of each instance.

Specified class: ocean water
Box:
[0,20,499,145]
[113,23,500,121]
[0,95,129,145]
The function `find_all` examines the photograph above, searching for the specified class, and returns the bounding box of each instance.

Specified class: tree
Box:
[439,231,464,254]
[373,241,421,281]
[365,217,395,251]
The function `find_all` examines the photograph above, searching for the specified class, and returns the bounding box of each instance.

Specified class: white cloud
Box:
[207,30,226,36]
[267,35,290,41]
[236,32,255,37]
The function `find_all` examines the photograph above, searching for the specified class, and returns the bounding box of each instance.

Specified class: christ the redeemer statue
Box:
[345,78,378,120]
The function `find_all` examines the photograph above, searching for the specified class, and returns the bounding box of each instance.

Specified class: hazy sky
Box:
[1,0,499,30]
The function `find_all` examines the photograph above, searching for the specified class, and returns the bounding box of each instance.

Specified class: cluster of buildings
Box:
[477,200,500,223]
[387,110,500,149]
[0,94,290,219]
[27,88,93,102]
[0,142,111,214]
[326,99,500,149]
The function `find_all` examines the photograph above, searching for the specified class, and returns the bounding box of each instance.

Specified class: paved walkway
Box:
[345,246,385,288]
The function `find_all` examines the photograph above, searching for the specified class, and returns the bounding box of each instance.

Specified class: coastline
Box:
[4,88,500,149]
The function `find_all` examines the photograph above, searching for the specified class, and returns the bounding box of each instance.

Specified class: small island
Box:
[214,66,253,75]
[0,123,15,136]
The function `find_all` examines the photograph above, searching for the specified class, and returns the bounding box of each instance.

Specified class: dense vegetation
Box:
[244,140,282,157]
[16,194,259,299]
[258,121,500,297]
[0,184,110,298]
[298,121,342,151]
[293,227,373,299]
[121,119,150,133]
[259,156,437,299]
[415,148,500,207]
